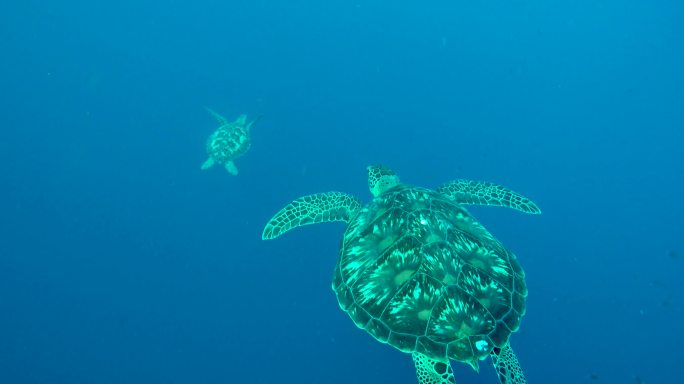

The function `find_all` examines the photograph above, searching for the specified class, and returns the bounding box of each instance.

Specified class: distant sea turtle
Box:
[262,165,540,384]
[201,108,256,175]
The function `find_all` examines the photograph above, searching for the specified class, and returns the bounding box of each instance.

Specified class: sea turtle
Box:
[200,108,256,175]
[262,165,541,384]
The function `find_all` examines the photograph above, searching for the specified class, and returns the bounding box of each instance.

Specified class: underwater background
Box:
[1,1,682,383]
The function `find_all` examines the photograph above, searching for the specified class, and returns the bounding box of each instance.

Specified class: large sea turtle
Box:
[200,108,256,175]
[262,165,540,384]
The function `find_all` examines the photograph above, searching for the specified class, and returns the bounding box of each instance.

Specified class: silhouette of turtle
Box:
[263,165,540,384]
[201,108,256,175]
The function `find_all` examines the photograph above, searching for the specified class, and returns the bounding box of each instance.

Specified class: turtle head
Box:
[367,165,401,197]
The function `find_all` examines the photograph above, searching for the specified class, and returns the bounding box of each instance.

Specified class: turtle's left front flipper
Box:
[491,344,527,384]
[205,107,229,126]
[262,192,362,240]
[437,180,541,214]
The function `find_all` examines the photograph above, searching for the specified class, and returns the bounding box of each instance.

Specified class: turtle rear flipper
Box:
[201,158,215,170]
[262,192,361,240]
[437,180,541,214]
[491,344,527,384]
[225,161,238,175]
[412,353,456,384]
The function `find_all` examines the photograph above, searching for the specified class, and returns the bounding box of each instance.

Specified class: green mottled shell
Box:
[206,123,250,164]
[332,185,527,365]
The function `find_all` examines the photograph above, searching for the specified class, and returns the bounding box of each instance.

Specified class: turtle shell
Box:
[206,123,250,164]
[332,185,527,365]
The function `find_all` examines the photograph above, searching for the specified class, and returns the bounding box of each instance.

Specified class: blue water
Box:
[1,1,682,383]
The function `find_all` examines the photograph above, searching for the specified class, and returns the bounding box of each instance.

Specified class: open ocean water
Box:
[1,1,682,383]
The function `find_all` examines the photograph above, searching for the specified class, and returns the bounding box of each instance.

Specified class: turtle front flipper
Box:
[491,344,527,384]
[412,353,456,384]
[262,192,362,240]
[205,107,229,126]
[437,180,541,214]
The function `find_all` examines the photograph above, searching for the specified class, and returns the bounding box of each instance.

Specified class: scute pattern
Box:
[380,273,442,335]
[352,238,422,317]
[427,286,495,343]
[333,185,527,366]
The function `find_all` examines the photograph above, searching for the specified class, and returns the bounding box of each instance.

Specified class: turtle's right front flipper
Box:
[262,192,362,240]
[437,180,541,214]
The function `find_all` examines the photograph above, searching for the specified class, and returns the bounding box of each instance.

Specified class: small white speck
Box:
[475,340,488,351]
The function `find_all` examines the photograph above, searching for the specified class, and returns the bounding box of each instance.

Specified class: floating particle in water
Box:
[667,249,679,259]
